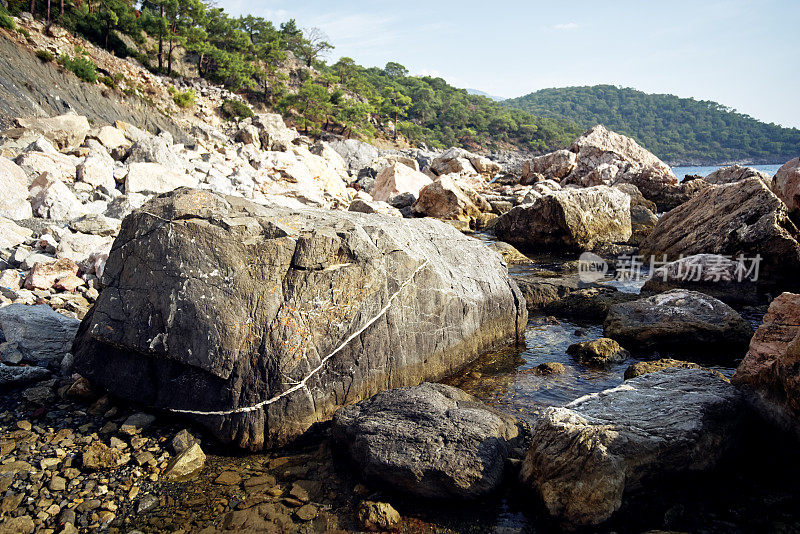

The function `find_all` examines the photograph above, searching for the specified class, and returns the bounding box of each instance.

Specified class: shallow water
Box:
[672,163,782,179]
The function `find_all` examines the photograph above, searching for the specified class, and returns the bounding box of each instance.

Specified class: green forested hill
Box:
[502,85,800,164]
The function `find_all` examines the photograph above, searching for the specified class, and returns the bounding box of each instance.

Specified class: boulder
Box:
[643,254,760,305]
[639,178,800,289]
[521,150,576,183]
[357,501,401,532]
[56,231,114,267]
[0,363,51,387]
[16,115,90,149]
[0,157,34,220]
[371,162,433,202]
[127,136,185,171]
[486,241,532,265]
[235,125,261,149]
[604,289,753,351]
[253,113,299,151]
[29,174,84,221]
[82,441,129,470]
[520,368,743,527]
[624,358,726,380]
[328,139,380,175]
[332,382,523,498]
[90,126,130,150]
[566,337,629,366]
[15,151,78,183]
[430,147,479,176]
[125,162,198,194]
[348,199,402,217]
[772,157,800,216]
[77,150,115,190]
[494,185,631,251]
[0,304,80,364]
[411,175,484,223]
[0,218,33,249]
[24,258,80,290]
[253,148,349,207]
[72,188,527,449]
[732,292,800,435]
[705,164,771,186]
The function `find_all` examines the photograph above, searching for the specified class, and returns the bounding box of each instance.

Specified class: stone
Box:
[125,162,198,194]
[772,156,800,216]
[24,258,80,290]
[214,471,241,485]
[604,289,753,351]
[90,126,129,150]
[252,113,299,151]
[529,362,566,375]
[705,164,771,186]
[16,152,78,183]
[127,135,185,171]
[0,363,50,386]
[624,358,726,380]
[120,413,156,435]
[0,218,33,249]
[0,157,33,220]
[235,125,261,149]
[357,501,401,531]
[732,292,800,435]
[77,151,115,190]
[0,304,79,363]
[163,443,206,481]
[643,254,760,305]
[69,214,120,237]
[328,138,380,175]
[29,174,84,221]
[348,198,402,217]
[0,269,22,291]
[294,504,318,521]
[429,147,482,177]
[639,178,800,289]
[411,175,484,223]
[566,337,629,366]
[371,162,433,202]
[332,382,524,499]
[16,114,90,149]
[49,475,67,491]
[487,241,532,265]
[81,441,128,470]
[73,188,526,449]
[521,150,577,183]
[494,185,632,251]
[520,368,743,527]
[0,515,35,534]
[171,429,198,455]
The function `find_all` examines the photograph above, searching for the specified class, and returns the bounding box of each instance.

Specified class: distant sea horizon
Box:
[671,164,783,179]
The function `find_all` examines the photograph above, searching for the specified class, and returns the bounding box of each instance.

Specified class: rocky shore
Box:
[3,28,800,531]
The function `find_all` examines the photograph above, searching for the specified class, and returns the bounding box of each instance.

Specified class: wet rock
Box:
[566,337,629,366]
[643,254,760,305]
[294,503,318,521]
[0,156,33,220]
[624,358,726,380]
[214,471,241,486]
[494,185,631,251]
[0,363,50,386]
[0,515,35,534]
[527,362,566,375]
[371,162,433,202]
[0,304,79,364]
[639,178,800,290]
[16,114,90,149]
[120,413,156,435]
[171,429,198,455]
[357,500,401,531]
[604,290,753,352]
[732,292,800,436]
[332,382,524,499]
[82,441,129,470]
[520,368,743,527]
[73,188,526,449]
[163,443,206,481]
[705,164,771,186]
[772,156,800,217]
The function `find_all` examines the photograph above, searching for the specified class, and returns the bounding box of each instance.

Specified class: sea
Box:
[671,163,783,179]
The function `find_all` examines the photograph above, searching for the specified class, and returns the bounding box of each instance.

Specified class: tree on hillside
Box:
[383,61,408,78]
[295,27,332,68]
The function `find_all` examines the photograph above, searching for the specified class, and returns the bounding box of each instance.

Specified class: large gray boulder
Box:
[72,188,527,449]
[494,185,631,251]
[639,177,800,289]
[15,114,90,150]
[521,368,743,527]
[0,304,80,365]
[604,289,753,351]
[332,382,524,499]
[328,139,380,175]
[0,157,32,220]
[252,113,299,152]
[126,135,185,171]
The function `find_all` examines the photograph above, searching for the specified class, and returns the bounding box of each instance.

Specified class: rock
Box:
[214,471,242,485]
[120,413,156,435]
[705,164,771,186]
[566,337,629,366]
[253,147,349,207]
[0,363,50,386]
[0,515,35,534]
[521,150,577,183]
[90,126,130,150]
[235,125,261,149]
[487,241,532,265]
[772,157,800,216]
[348,198,402,217]
[294,503,318,521]
[604,290,753,351]
[332,382,524,499]
[77,150,115,190]
[16,151,78,183]
[528,362,566,375]
[643,254,760,305]
[371,162,433,202]
[411,175,483,223]
[171,429,198,455]
[639,178,800,289]
[72,188,527,449]
[494,185,631,251]
[0,218,33,249]
[357,501,401,532]
[624,358,726,380]
[16,114,90,149]
[127,136,185,171]
[81,441,128,470]
[732,292,800,435]
[56,232,114,268]
[24,258,80,290]
[328,138,380,175]
[29,174,84,221]
[0,304,79,364]
[430,147,479,176]
[69,214,120,237]
[520,368,743,527]
[0,157,33,220]
[253,113,299,151]
[125,162,198,194]
[163,443,206,481]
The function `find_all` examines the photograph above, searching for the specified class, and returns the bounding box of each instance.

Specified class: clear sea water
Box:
[671,163,783,179]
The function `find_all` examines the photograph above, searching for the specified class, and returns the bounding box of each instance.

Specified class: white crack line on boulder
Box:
[165,259,430,416]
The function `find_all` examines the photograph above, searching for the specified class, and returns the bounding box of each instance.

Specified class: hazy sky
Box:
[216,0,800,128]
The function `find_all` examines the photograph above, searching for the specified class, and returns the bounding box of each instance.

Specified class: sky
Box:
[215,0,800,128]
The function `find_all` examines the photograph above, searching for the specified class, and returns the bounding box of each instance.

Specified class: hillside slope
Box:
[502,85,800,165]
